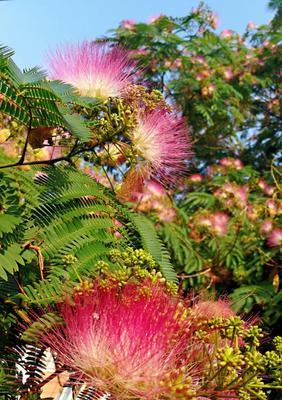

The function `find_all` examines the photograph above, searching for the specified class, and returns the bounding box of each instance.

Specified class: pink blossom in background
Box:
[223,67,234,81]
[192,299,235,320]
[146,180,165,197]
[220,29,234,39]
[121,19,136,29]
[219,157,243,169]
[47,42,136,99]
[260,220,273,236]
[266,199,277,216]
[267,228,282,248]
[258,179,268,191]
[247,22,258,30]
[234,185,248,208]
[233,159,244,169]
[246,204,259,221]
[215,183,247,209]
[212,212,229,236]
[209,12,220,29]
[194,56,206,64]
[264,185,275,196]
[130,109,192,185]
[148,14,163,24]
[189,173,203,183]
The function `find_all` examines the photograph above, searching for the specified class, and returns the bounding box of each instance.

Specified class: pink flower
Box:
[189,173,203,183]
[247,204,259,221]
[220,29,234,39]
[267,228,282,247]
[121,19,136,29]
[208,12,220,29]
[130,109,192,184]
[258,179,268,191]
[266,199,277,216]
[223,67,234,80]
[201,83,216,96]
[219,157,243,169]
[215,183,247,209]
[264,185,275,196]
[260,220,273,236]
[146,180,166,197]
[158,207,176,222]
[212,212,229,236]
[235,186,248,208]
[194,56,206,64]
[247,22,258,30]
[47,41,136,99]
[148,14,162,24]
[233,159,244,169]
[36,280,196,399]
[192,299,235,320]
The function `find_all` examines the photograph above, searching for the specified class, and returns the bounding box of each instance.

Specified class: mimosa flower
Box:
[130,109,192,184]
[47,41,136,99]
[36,280,197,399]
[267,228,282,247]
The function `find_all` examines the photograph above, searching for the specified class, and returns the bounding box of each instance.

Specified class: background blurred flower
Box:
[267,228,282,247]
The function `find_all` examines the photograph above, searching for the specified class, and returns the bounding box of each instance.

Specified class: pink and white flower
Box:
[36,280,196,399]
[121,19,136,30]
[130,109,192,184]
[220,29,234,39]
[260,220,273,236]
[267,228,282,248]
[47,41,136,99]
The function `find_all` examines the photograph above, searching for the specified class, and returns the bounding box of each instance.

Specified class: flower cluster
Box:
[21,263,280,400]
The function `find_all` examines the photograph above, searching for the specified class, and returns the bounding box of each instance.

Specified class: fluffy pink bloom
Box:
[219,157,243,169]
[247,204,259,221]
[37,281,196,399]
[194,56,206,64]
[260,220,273,236]
[267,228,282,247]
[121,19,136,29]
[208,12,220,29]
[214,183,247,209]
[258,179,268,191]
[247,22,258,30]
[189,173,203,183]
[192,299,235,320]
[146,180,166,197]
[130,109,192,184]
[212,212,229,236]
[266,199,277,216]
[223,67,234,80]
[264,185,275,196]
[220,29,234,39]
[148,14,163,24]
[47,41,136,99]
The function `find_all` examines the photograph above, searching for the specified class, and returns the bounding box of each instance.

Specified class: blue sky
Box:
[0,0,273,69]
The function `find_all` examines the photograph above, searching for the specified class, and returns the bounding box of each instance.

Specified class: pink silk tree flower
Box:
[267,228,282,247]
[47,41,136,99]
[37,280,197,399]
[260,220,273,236]
[189,173,203,183]
[191,299,235,321]
[211,211,229,236]
[130,109,192,185]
